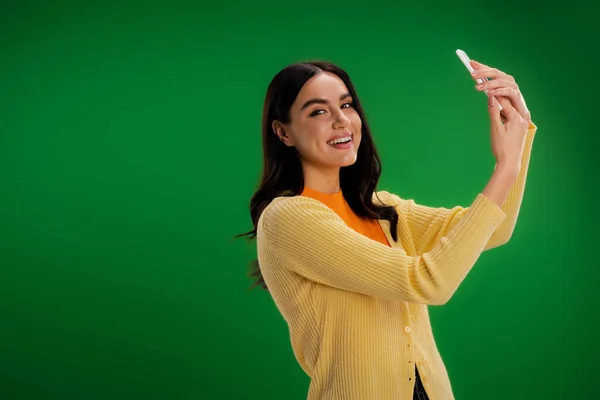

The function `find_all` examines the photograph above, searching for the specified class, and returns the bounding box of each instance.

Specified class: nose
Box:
[332,109,351,129]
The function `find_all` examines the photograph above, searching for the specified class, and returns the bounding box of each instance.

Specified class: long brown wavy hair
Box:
[236,61,399,290]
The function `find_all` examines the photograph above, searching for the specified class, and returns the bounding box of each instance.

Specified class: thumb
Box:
[488,95,502,128]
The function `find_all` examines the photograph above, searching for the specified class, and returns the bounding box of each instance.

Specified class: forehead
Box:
[295,72,349,102]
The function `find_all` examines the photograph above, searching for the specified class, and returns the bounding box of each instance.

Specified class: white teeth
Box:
[327,137,351,145]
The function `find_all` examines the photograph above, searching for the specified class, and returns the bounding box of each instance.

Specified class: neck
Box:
[302,162,340,194]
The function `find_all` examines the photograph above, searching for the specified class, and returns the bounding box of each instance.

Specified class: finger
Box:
[487,88,531,123]
[489,90,518,123]
[476,80,522,122]
[486,87,519,98]
[487,87,522,115]
[470,60,515,82]
[488,95,503,129]
[475,79,518,92]
[471,68,511,82]
[496,96,519,121]
[470,59,489,70]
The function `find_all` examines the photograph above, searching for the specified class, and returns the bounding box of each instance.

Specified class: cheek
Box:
[293,125,327,156]
[351,114,362,145]
[351,114,362,136]
[350,111,362,128]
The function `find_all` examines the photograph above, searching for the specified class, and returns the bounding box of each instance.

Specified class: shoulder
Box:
[374,190,434,222]
[373,190,414,210]
[373,190,400,206]
[258,195,335,234]
[262,195,327,218]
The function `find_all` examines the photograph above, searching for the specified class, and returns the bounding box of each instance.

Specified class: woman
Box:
[240,60,536,399]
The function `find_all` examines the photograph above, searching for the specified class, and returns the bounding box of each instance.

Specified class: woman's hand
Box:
[486,90,529,174]
[469,60,532,126]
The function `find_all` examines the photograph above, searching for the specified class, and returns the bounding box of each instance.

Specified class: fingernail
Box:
[471,70,478,76]
[476,83,484,89]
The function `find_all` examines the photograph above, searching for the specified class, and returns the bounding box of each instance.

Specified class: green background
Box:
[1,1,597,399]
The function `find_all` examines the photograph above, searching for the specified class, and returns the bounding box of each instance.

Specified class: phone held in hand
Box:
[456,49,503,111]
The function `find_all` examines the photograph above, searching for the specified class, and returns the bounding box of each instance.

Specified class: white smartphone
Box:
[455,49,503,111]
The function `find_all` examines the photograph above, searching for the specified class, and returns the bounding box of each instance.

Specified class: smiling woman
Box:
[236,60,537,399]
[273,75,362,175]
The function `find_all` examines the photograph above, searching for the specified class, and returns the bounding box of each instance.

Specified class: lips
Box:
[326,132,353,145]
[327,136,353,150]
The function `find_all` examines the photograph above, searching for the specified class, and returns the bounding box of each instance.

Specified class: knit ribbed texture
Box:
[256,123,537,399]
[300,186,392,247]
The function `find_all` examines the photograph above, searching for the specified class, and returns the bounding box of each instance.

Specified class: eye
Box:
[309,102,354,117]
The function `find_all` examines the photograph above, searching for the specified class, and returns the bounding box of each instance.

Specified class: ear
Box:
[272,120,294,147]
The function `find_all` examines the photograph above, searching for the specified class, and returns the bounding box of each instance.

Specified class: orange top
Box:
[301,186,390,247]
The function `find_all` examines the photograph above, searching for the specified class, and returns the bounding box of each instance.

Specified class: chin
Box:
[338,154,359,168]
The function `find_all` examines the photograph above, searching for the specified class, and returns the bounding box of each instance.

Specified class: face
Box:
[273,72,362,171]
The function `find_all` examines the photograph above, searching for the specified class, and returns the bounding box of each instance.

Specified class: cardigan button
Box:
[405,326,411,333]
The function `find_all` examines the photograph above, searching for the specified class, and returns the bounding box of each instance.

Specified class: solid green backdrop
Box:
[1,1,597,399]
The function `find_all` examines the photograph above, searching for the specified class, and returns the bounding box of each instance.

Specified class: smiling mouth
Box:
[327,134,353,146]
[327,136,353,149]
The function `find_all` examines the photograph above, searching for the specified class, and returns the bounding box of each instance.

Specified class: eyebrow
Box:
[300,92,352,111]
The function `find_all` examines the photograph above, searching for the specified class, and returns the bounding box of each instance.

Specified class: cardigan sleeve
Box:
[257,192,505,304]
[400,122,537,255]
